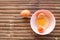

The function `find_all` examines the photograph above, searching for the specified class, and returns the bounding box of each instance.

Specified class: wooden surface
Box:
[0,0,60,40]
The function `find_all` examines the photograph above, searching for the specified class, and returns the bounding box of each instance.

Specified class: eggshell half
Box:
[30,10,56,35]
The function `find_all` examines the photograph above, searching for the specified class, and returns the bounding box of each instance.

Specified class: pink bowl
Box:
[30,10,56,35]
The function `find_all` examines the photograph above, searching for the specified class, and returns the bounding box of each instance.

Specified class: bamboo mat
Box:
[0,0,60,40]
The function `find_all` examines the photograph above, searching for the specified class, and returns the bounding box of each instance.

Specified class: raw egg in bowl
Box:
[30,10,56,35]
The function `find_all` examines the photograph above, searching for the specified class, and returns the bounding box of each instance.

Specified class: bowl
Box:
[30,10,56,35]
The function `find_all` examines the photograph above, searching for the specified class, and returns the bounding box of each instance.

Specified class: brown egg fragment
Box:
[20,10,31,18]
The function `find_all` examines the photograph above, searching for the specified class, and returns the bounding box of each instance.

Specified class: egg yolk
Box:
[36,17,46,26]
[38,25,44,33]
[36,13,49,33]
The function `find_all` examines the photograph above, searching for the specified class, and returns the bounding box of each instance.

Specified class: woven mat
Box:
[0,0,60,40]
